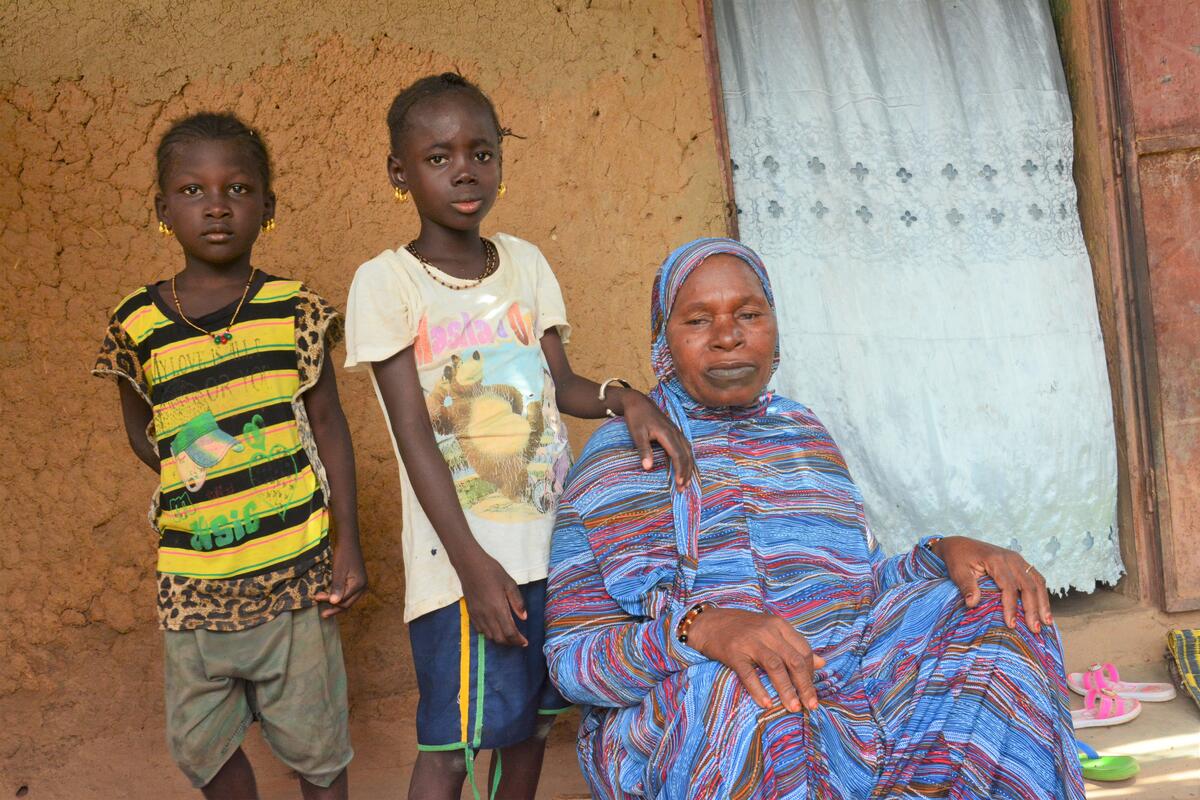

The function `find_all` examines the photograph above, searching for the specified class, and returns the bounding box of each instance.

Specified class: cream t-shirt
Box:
[344,233,573,621]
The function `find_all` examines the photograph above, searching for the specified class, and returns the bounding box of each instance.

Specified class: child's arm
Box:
[117,381,159,472]
[303,357,368,618]
[540,329,695,489]
[371,347,531,647]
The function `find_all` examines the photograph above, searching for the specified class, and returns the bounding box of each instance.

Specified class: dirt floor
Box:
[3,589,1194,800]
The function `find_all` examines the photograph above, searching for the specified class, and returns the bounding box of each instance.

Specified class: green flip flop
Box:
[1078,740,1140,782]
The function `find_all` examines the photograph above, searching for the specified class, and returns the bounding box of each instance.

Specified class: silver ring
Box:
[1024,563,1035,574]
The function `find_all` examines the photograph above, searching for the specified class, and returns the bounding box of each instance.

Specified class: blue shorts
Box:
[409,580,570,752]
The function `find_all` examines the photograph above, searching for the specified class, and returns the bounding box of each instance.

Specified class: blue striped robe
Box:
[545,395,1084,799]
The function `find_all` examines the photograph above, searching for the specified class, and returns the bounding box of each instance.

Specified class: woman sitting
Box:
[545,238,1084,799]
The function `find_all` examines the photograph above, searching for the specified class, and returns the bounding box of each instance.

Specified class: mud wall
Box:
[0,0,726,785]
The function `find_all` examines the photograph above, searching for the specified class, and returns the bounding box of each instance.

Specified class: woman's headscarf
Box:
[646,237,779,599]
[650,237,778,385]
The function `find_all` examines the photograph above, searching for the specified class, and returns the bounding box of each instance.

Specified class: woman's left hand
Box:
[618,390,696,490]
[931,536,1053,634]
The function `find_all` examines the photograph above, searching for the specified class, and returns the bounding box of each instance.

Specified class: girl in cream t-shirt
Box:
[345,233,571,620]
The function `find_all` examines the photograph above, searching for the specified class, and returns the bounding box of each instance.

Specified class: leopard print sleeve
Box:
[293,287,344,504]
[92,314,150,404]
[294,285,344,394]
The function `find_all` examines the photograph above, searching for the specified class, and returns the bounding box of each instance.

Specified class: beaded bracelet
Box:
[676,602,714,644]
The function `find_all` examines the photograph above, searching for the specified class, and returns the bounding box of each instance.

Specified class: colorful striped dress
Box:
[544,238,1084,799]
[93,274,341,631]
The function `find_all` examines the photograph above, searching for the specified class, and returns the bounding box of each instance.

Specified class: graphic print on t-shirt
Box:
[170,409,246,492]
[416,301,570,522]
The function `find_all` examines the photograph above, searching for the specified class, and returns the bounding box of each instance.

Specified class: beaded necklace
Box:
[171,268,257,345]
[406,238,499,290]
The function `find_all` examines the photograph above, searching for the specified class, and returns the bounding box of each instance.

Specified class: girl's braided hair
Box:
[156,112,272,191]
[387,72,511,153]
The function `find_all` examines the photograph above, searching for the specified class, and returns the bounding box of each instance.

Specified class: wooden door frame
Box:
[698,0,739,238]
[1106,0,1200,610]
[1051,0,1168,607]
[1100,0,1162,607]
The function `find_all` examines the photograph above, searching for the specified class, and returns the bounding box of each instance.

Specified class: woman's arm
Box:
[870,535,1052,632]
[370,346,530,647]
[548,502,827,712]
[540,329,694,488]
[870,534,949,592]
[302,357,368,616]
[544,502,708,708]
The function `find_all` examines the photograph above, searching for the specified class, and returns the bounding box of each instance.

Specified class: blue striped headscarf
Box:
[648,237,778,597]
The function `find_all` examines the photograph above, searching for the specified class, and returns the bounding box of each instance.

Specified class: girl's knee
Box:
[416,748,470,779]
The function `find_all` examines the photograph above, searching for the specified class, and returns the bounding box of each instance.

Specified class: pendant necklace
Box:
[171,268,257,345]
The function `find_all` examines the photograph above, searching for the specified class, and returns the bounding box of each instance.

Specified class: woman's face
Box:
[665,254,777,407]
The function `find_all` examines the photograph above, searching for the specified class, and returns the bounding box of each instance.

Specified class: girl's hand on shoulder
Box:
[932,535,1053,633]
[686,607,825,713]
[316,538,369,618]
[618,390,696,490]
[456,551,529,647]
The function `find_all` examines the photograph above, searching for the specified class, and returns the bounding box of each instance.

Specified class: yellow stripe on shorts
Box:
[459,598,470,744]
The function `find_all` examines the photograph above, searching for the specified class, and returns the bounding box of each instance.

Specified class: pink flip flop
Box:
[1071,688,1142,729]
[1068,662,1176,702]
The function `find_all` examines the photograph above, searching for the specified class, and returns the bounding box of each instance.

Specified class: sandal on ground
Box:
[1071,688,1142,729]
[1077,739,1140,782]
[1067,662,1176,702]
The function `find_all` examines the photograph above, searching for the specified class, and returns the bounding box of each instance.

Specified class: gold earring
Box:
[262,218,276,234]
[158,221,172,236]
[497,182,507,199]
[394,187,408,203]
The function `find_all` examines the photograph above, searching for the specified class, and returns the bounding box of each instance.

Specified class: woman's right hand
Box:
[456,551,529,647]
[685,607,825,713]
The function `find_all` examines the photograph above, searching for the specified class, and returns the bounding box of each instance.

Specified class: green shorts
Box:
[163,604,352,788]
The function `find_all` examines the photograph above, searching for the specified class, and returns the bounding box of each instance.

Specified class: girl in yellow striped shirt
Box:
[94,112,364,799]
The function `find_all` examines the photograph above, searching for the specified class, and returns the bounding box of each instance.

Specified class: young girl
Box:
[93,113,366,800]
[343,73,693,799]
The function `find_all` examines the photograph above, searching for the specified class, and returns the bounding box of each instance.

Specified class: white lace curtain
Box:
[713,0,1121,591]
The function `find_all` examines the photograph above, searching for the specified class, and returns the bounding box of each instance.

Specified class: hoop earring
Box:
[497,182,507,199]
[262,218,277,234]
[158,221,172,236]
[394,187,408,203]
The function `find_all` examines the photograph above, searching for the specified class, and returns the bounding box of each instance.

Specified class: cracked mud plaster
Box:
[0,0,727,786]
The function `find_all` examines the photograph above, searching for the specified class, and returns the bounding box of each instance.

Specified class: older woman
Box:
[545,239,1083,799]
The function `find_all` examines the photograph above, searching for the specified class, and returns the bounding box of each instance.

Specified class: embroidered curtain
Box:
[713,0,1122,591]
